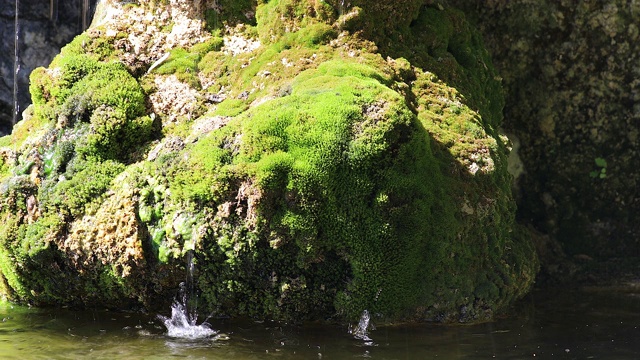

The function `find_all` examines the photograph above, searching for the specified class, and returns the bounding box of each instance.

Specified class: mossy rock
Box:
[0,0,537,323]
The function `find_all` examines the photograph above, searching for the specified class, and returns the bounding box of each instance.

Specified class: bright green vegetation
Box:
[0,22,158,306]
[205,0,256,30]
[152,36,224,89]
[29,32,151,161]
[40,159,126,217]
[0,0,537,323]
[161,53,535,321]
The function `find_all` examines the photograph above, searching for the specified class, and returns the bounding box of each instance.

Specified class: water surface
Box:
[1,288,639,359]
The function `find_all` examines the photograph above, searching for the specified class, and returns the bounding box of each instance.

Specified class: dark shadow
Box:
[0,0,99,130]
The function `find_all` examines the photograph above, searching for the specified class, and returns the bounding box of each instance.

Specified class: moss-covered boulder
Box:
[0,0,537,323]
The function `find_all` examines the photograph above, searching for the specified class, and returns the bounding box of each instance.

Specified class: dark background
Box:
[0,0,98,135]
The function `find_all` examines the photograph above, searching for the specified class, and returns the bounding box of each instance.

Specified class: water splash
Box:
[157,251,217,340]
[158,299,217,339]
[349,310,373,342]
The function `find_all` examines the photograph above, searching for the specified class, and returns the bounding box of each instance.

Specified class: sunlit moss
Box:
[204,0,256,30]
[30,50,150,161]
[39,158,126,217]
[152,37,224,89]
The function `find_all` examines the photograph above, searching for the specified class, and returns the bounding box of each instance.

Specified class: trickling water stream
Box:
[12,0,20,125]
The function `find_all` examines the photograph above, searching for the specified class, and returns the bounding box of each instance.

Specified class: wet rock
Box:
[0,0,99,134]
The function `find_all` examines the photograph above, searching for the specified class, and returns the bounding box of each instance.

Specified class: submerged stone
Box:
[0,0,537,323]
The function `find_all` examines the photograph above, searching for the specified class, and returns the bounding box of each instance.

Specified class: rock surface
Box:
[0,0,99,135]
[451,1,640,274]
[0,0,537,323]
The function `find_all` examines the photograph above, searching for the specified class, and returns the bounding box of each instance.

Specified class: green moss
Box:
[0,214,25,299]
[42,141,75,179]
[56,32,118,62]
[152,36,225,89]
[8,109,52,150]
[184,58,441,319]
[39,159,125,217]
[161,121,191,138]
[154,48,201,88]
[186,45,534,321]
[213,99,249,117]
[256,0,338,47]
[30,51,150,161]
[0,0,536,322]
[279,22,337,49]
[191,34,225,55]
[198,51,234,93]
[382,6,504,132]
[0,136,10,148]
[21,214,64,257]
[0,164,8,184]
[60,59,145,120]
[168,130,235,204]
[205,0,256,30]
[0,192,73,305]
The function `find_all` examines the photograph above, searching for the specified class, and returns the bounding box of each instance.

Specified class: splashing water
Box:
[157,251,217,339]
[158,299,217,339]
[349,310,373,342]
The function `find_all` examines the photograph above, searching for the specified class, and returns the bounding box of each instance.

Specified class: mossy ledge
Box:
[0,0,537,324]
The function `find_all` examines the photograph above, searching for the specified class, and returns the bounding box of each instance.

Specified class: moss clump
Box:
[255,0,337,46]
[153,37,224,89]
[39,159,126,217]
[204,0,257,30]
[29,42,150,161]
[158,54,534,322]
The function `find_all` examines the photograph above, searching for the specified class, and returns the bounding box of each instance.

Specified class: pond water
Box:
[1,288,639,359]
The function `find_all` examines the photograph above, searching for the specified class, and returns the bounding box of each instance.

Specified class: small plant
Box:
[590,157,607,179]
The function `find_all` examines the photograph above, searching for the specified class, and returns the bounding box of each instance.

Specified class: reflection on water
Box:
[1,288,640,359]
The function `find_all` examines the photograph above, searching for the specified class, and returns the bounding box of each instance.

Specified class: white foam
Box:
[158,301,217,340]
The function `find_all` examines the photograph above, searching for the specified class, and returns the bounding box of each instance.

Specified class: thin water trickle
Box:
[49,0,58,21]
[13,0,20,125]
[82,0,90,31]
[157,250,218,339]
